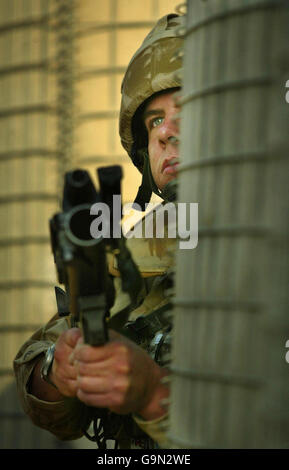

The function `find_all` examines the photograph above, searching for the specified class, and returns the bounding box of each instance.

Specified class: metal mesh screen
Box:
[0,0,181,449]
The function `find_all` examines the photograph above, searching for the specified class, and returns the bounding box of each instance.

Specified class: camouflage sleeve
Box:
[133,413,169,448]
[13,315,88,441]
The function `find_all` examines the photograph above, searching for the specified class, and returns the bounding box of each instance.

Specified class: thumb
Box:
[63,327,82,348]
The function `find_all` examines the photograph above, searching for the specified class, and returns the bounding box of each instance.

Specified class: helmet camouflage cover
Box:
[119,14,185,173]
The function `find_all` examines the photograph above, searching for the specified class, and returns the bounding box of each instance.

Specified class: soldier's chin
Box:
[161,178,177,202]
[159,172,178,191]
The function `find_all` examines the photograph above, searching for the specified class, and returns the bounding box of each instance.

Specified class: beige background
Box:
[0,0,180,449]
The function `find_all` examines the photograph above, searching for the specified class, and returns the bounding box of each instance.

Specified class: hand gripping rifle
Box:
[49,165,143,346]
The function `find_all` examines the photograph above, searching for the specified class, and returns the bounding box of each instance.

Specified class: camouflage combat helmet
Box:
[119,14,185,209]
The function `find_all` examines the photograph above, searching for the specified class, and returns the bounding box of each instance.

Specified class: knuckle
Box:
[117,361,130,375]
[111,394,125,408]
[114,377,129,395]
[116,345,130,365]
[113,342,128,355]
[77,362,88,376]
[64,387,76,397]
[77,375,87,389]
[78,346,91,362]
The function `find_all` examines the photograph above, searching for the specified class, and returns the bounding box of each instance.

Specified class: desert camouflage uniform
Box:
[14,211,176,449]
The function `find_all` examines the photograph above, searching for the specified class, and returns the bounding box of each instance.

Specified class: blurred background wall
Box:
[0,0,181,449]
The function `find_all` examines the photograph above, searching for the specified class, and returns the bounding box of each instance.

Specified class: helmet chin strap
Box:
[133,149,177,211]
[161,179,178,203]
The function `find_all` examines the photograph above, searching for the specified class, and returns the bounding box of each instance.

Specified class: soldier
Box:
[14,13,184,449]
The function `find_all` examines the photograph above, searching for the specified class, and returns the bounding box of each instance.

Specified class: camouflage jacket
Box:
[13,207,176,449]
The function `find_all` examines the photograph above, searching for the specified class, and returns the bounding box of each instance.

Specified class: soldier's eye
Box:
[151,117,164,128]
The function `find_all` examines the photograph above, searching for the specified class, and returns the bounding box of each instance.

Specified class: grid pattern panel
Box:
[0,0,181,449]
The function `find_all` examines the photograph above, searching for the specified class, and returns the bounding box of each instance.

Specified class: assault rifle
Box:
[49,165,143,346]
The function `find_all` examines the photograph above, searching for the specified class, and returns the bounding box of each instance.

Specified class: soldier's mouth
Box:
[162,157,179,175]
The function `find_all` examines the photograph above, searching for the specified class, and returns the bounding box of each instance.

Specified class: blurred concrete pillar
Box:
[169,0,289,448]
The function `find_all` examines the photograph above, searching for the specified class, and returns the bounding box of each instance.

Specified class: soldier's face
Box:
[143,91,180,191]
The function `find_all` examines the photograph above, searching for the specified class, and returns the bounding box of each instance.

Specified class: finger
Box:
[68,353,75,366]
[63,328,82,348]
[77,375,109,394]
[73,341,128,364]
[57,378,78,397]
[68,337,84,365]
[77,371,128,392]
[76,389,109,408]
[75,355,129,377]
[76,389,125,410]
[52,359,78,383]
[61,363,78,380]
